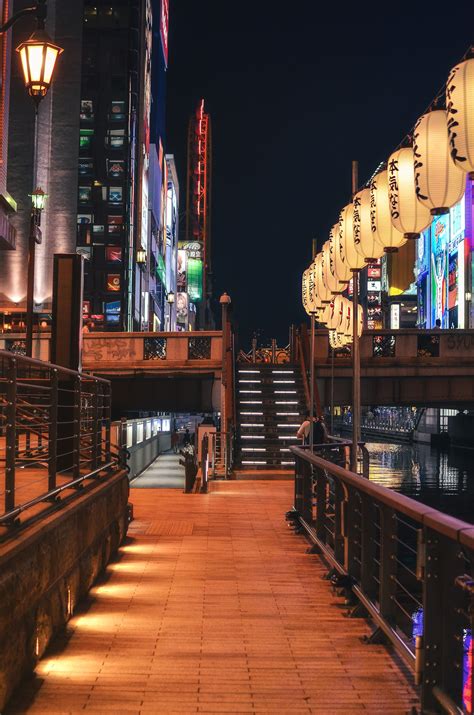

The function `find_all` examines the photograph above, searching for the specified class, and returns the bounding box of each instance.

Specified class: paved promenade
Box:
[7,480,418,714]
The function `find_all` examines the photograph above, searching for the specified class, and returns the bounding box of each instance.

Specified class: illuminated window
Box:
[108,186,123,204]
[106,129,125,149]
[106,246,122,262]
[80,129,94,149]
[106,274,120,292]
[80,99,94,121]
[78,186,91,204]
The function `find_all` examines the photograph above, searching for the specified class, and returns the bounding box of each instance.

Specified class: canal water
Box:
[367,441,474,524]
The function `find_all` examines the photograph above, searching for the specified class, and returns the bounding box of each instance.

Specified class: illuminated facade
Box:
[183,99,213,329]
[415,178,473,329]
[0,0,80,327]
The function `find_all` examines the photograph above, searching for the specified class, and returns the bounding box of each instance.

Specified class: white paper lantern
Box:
[339,203,366,271]
[387,147,432,239]
[318,301,333,326]
[413,109,465,215]
[353,188,384,263]
[446,58,474,176]
[315,251,332,304]
[370,170,407,252]
[326,294,345,330]
[330,221,352,285]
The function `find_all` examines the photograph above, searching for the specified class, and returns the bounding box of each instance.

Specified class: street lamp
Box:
[0,0,64,356]
[17,29,63,105]
[167,291,175,332]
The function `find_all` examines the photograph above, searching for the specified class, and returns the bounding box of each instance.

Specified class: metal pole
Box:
[351,160,360,473]
[25,108,39,358]
[309,312,315,451]
[330,345,334,435]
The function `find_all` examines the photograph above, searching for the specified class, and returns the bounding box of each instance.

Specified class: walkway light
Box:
[136,249,147,264]
[370,170,407,253]
[353,188,384,263]
[16,29,63,105]
[167,291,175,304]
[446,57,474,176]
[413,109,465,215]
[387,147,431,239]
[339,203,365,271]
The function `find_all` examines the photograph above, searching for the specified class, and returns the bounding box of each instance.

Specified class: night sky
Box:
[165,4,473,346]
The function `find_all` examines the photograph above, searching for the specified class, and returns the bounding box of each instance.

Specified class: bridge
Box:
[311,328,474,407]
[2,344,474,713]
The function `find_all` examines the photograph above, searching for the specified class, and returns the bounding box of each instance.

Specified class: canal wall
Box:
[0,470,129,711]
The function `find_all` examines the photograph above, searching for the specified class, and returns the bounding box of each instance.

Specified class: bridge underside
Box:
[93,372,220,416]
[317,374,474,408]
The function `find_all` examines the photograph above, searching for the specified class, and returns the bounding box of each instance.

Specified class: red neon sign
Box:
[160,0,169,67]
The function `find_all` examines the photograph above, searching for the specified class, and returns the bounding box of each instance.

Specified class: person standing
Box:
[296,412,326,447]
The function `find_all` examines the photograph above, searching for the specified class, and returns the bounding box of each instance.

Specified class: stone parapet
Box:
[0,469,129,710]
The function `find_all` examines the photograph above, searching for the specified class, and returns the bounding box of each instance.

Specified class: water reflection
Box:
[367,442,474,524]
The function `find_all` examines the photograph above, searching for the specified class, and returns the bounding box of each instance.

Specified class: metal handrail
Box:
[0,350,116,528]
[289,445,474,714]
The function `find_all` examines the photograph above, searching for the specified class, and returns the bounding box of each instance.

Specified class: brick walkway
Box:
[8,480,418,714]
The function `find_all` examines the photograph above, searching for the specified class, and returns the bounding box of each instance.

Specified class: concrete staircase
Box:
[235,363,306,469]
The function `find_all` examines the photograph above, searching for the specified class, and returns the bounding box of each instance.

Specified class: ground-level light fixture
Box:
[167,291,175,304]
[136,249,147,264]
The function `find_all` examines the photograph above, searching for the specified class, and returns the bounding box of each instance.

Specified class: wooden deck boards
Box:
[7,479,419,714]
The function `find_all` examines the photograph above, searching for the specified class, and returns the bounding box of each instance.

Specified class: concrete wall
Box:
[0,0,83,310]
[0,469,129,711]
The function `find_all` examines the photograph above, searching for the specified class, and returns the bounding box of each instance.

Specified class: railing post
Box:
[422,529,465,712]
[344,487,361,580]
[104,384,111,463]
[301,458,313,524]
[73,375,82,479]
[314,465,327,545]
[333,480,345,564]
[378,506,397,624]
[48,368,58,491]
[5,358,17,513]
[360,494,377,599]
[91,380,99,471]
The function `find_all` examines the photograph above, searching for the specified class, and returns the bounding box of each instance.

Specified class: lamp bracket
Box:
[0,1,46,35]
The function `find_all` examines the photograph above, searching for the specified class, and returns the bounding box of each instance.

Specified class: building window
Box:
[106,129,125,149]
[107,159,125,179]
[80,99,94,121]
[79,129,94,149]
[109,100,125,121]
[108,186,123,204]
[106,246,122,262]
[78,186,92,204]
[108,215,124,234]
[106,273,121,292]
[78,158,94,176]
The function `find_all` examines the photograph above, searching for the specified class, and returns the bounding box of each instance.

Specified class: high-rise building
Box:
[0,0,173,337]
[181,99,213,330]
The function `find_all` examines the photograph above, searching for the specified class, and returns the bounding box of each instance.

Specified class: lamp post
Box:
[3,0,63,356]
[220,292,231,475]
[167,291,175,331]
[136,249,147,330]
[351,160,361,473]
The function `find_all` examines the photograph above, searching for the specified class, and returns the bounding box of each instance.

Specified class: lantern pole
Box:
[309,239,317,451]
[351,160,361,472]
